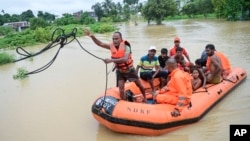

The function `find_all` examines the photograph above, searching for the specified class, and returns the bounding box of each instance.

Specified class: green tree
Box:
[182,2,198,18]
[142,0,178,25]
[79,12,96,25]
[212,0,227,18]
[37,11,44,18]
[123,0,139,14]
[29,17,48,30]
[116,2,123,15]
[212,0,249,20]
[10,14,21,22]
[20,9,35,21]
[2,13,11,23]
[92,2,104,22]
[37,11,55,22]
[123,4,130,20]
[226,0,242,20]
[55,14,79,25]
[44,12,55,21]
[182,0,214,18]
[241,0,250,20]
[197,0,214,17]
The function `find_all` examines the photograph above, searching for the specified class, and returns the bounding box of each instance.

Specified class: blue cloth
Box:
[201,50,207,61]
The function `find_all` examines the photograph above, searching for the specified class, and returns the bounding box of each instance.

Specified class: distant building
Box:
[88,11,97,21]
[3,21,30,32]
[72,10,97,21]
[73,10,83,19]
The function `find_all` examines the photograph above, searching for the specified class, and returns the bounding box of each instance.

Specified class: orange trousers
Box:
[156,93,190,106]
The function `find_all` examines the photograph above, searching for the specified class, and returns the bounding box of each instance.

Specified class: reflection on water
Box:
[0,19,250,141]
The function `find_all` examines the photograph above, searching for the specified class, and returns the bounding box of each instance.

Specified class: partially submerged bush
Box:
[13,67,29,79]
[90,23,116,33]
[0,52,15,65]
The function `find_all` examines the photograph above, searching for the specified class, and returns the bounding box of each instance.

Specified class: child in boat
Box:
[191,68,206,91]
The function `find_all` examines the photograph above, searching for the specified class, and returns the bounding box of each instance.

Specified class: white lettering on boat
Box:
[127,107,150,115]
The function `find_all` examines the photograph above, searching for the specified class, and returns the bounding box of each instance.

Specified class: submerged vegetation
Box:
[0,52,15,65]
[13,67,29,79]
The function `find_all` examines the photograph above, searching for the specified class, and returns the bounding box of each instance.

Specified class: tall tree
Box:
[123,0,139,14]
[182,0,214,18]
[10,14,21,22]
[142,0,178,25]
[43,12,56,21]
[92,2,104,22]
[37,11,44,18]
[2,13,11,23]
[212,0,249,20]
[21,9,35,21]
[79,12,96,25]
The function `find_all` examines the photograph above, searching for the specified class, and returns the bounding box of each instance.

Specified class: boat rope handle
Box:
[222,75,239,84]
[193,74,239,94]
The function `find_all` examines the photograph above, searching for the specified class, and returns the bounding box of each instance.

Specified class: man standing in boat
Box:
[84,29,147,103]
[154,57,192,117]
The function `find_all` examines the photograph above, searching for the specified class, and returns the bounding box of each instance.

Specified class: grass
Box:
[165,13,217,21]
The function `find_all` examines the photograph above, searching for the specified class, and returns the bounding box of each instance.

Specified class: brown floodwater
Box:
[0,19,250,141]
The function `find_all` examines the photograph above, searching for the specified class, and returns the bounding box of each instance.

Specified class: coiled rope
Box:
[14,27,109,111]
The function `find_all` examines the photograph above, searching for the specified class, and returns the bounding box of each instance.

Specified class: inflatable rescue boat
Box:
[91,67,247,136]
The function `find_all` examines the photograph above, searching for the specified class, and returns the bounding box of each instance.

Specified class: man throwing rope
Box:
[84,29,147,103]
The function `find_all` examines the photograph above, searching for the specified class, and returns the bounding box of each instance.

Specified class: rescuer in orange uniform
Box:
[84,29,147,103]
[169,37,191,63]
[154,57,192,117]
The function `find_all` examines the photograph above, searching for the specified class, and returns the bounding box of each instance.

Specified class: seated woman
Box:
[191,68,206,91]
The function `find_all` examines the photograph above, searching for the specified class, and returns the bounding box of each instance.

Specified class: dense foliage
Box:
[91,0,142,22]
[182,0,214,18]
[0,26,14,36]
[212,0,250,20]
[142,0,178,24]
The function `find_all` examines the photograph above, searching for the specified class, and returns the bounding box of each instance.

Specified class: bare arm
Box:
[136,65,140,75]
[185,54,191,62]
[183,49,191,62]
[153,65,160,78]
[199,68,207,88]
[84,29,110,49]
[192,79,202,91]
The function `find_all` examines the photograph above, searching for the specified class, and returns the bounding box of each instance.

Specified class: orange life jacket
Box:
[110,40,133,71]
[206,51,231,74]
[215,51,231,72]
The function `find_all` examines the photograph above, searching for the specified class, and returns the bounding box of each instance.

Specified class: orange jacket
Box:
[206,51,231,73]
[110,40,133,71]
[169,46,189,57]
[159,68,192,111]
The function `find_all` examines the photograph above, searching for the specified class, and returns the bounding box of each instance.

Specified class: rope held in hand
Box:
[14,28,109,111]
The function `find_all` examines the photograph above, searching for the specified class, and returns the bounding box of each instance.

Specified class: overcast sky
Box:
[1,0,134,17]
